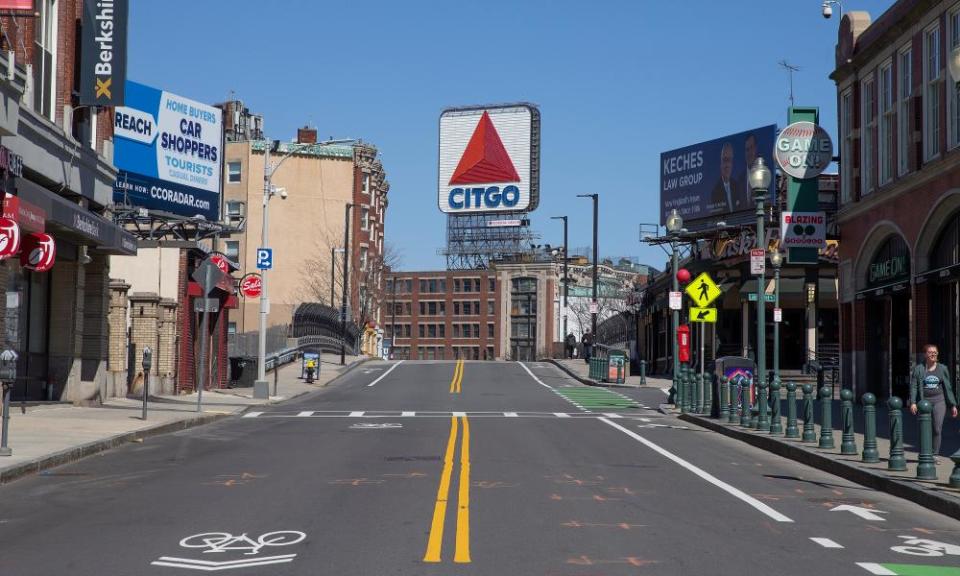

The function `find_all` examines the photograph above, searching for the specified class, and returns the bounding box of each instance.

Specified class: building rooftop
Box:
[251,139,356,159]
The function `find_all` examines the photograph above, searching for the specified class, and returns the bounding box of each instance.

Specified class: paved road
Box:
[1,361,958,575]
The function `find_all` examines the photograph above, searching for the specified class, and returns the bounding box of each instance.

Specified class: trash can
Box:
[229,356,257,388]
[714,356,756,418]
[606,350,627,384]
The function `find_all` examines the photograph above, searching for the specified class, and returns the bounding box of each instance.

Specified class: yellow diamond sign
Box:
[685,272,722,307]
[689,306,717,323]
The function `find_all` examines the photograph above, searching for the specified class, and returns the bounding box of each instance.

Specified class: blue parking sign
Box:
[256,248,273,270]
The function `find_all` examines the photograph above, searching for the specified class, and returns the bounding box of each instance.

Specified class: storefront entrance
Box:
[862,235,911,399]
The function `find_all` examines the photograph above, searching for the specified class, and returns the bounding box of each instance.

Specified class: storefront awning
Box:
[16,178,137,255]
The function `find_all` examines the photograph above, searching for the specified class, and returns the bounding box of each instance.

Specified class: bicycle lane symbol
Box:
[151,531,306,571]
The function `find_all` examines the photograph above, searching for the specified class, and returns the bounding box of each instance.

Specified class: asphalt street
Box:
[1,360,959,575]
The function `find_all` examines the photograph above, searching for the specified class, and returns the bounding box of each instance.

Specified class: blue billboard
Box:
[113,81,223,220]
[660,125,776,226]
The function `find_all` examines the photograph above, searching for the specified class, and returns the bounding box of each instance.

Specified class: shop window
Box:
[228,162,242,183]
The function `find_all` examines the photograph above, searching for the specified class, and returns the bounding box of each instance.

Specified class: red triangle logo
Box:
[449,111,520,185]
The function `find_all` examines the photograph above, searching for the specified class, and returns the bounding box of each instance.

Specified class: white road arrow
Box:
[829,504,888,521]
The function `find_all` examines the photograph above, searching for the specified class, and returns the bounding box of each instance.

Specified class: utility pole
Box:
[341,203,353,365]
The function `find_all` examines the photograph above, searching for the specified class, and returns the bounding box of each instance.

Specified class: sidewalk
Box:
[0,353,367,484]
[548,358,673,393]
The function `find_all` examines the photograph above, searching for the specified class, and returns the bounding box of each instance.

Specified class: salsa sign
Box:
[774,121,833,180]
[239,273,262,299]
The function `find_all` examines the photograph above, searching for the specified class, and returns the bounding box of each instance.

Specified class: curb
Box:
[678,412,960,522]
[0,412,231,486]
[544,358,640,389]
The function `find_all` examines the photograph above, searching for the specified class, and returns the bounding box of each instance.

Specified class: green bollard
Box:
[695,370,703,414]
[802,383,817,443]
[769,377,782,435]
[887,397,907,471]
[719,376,729,421]
[949,449,960,488]
[640,360,647,386]
[861,393,879,463]
[916,400,937,480]
[785,381,799,438]
[740,378,752,427]
[680,366,690,414]
[705,372,713,417]
[728,376,739,424]
[818,385,835,449]
[840,389,857,455]
[757,378,770,432]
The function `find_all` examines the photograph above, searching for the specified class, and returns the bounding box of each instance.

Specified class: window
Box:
[951,9,960,149]
[33,0,57,121]
[228,162,242,183]
[488,300,495,315]
[454,302,461,315]
[879,62,894,185]
[227,201,244,219]
[360,247,368,271]
[473,279,481,292]
[362,174,371,195]
[419,325,425,338]
[898,45,913,176]
[488,323,494,338]
[453,324,461,338]
[861,75,876,195]
[228,322,237,336]
[429,279,437,293]
[925,23,942,160]
[224,240,240,260]
[428,325,437,338]
[439,279,446,292]
[463,279,472,293]
[454,279,462,292]
[489,278,496,292]
[361,207,370,231]
[428,301,437,315]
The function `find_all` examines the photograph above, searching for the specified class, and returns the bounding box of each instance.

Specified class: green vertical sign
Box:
[785,107,820,264]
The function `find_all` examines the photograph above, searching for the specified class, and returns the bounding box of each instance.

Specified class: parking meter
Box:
[0,349,16,456]
[141,346,152,421]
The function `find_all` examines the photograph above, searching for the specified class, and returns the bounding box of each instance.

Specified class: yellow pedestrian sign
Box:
[685,272,722,307]
[689,306,717,323]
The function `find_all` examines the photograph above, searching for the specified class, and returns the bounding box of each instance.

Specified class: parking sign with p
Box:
[256,248,273,270]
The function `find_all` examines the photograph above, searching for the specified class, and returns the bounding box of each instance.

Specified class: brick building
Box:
[833,2,960,399]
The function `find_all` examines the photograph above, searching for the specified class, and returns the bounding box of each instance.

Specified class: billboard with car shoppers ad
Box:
[113,81,223,221]
[660,124,776,226]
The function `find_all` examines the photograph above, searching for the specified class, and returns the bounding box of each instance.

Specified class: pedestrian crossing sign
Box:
[685,272,722,307]
[689,306,717,323]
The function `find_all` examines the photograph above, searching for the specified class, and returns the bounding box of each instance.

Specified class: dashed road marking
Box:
[366,360,404,387]
[243,412,264,418]
[297,411,314,417]
[810,537,844,549]
[349,411,365,417]
[504,412,518,417]
[856,563,897,575]
[554,413,570,418]
[402,411,416,417]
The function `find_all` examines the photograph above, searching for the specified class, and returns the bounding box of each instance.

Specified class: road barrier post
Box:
[740,378,752,428]
[640,359,647,386]
[818,385,835,449]
[916,400,937,480]
[887,397,907,471]
[769,377,782,435]
[695,370,703,414]
[840,388,857,455]
[757,378,770,432]
[861,393,879,463]
[802,383,816,443]
[949,450,960,488]
[785,381,799,438]
[719,376,729,421]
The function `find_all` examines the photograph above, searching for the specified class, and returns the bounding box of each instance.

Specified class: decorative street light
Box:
[749,157,773,431]
[665,208,683,406]
[770,249,784,387]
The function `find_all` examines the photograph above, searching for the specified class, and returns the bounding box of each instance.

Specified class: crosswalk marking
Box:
[504,412,518,417]
[402,411,416,417]
[349,411,365,417]
[602,413,622,419]
[554,413,570,418]
[452,411,466,417]
[809,537,843,549]
[240,411,658,420]
[242,412,264,418]
[856,563,897,575]
[297,411,314,417]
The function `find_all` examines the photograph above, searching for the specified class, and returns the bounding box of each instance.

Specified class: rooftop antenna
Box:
[778,60,801,107]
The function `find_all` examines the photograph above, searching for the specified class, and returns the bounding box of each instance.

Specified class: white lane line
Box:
[349,411,365,417]
[296,411,314,417]
[242,412,263,418]
[554,412,570,418]
[518,362,554,390]
[639,417,652,422]
[598,417,794,523]
[504,412,518,417]
[452,411,466,417]
[366,360,405,387]
[401,411,415,417]
[810,537,844,549]
[856,563,897,575]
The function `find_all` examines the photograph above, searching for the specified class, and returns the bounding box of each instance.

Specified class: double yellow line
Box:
[424,361,471,563]
[449,358,464,394]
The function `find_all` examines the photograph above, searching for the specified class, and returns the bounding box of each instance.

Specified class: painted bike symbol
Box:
[179,531,306,555]
[891,535,960,557]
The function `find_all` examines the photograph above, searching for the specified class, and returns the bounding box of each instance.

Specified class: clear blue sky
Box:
[129,0,893,272]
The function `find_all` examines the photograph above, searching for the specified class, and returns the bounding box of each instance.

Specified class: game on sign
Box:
[685,272,721,307]
[689,306,717,323]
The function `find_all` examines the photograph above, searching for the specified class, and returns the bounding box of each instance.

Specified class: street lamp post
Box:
[749,158,773,431]
[341,202,354,365]
[770,249,784,385]
[665,209,684,405]
[551,216,569,343]
[577,195,599,338]
[330,247,344,308]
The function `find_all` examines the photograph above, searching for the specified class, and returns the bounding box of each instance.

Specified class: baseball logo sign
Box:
[20,232,56,272]
[0,217,21,260]
[239,273,262,299]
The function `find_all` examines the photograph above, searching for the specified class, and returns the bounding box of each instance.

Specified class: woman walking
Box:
[910,344,958,463]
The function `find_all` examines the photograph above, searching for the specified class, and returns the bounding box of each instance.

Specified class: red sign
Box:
[20,232,55,272]
[0,2,35,11]
[449,111,520,185]
[0,217,20,260]
[677,324,691,363]
[3,194,44,232]
[210,253,230,275]
[239,273,262,299]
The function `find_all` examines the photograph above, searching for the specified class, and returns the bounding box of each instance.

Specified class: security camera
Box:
[822,2,832,18]
[279,189,289,200]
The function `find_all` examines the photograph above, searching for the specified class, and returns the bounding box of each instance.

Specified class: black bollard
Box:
[819,385,835,449]
[861,393,879,463]
[887,397,907,471]
[802,383,816,443]
[785,381,799,439]
[840,388,857,455]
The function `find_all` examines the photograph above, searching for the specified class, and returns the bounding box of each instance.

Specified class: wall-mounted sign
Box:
[781,211,826,248]
[750,248,766,275]
[2,194,44,232]
[439,104,540,214]
[79,0,129,107]
[0,217,21,260]
[774,121,833,180]
[239,273,262,299]
[20,232,55,272]
[867,235,910,288]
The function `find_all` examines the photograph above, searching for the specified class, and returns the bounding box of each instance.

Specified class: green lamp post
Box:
[666,208,683,407]
[749,158,773,427]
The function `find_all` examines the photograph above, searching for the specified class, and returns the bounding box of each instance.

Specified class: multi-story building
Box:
[385,270,501,360]
[832,3,960,400]
[220,111,389,354]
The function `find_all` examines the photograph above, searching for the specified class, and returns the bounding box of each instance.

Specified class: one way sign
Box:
[689,306,717,323]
